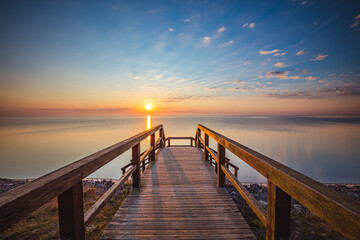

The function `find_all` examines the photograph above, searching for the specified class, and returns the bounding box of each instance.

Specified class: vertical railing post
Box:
[150,133,155,161]
[58,181,85,240]
[132,143,140,188]
[204,133,209,161]
[160,128,164,148]
[191,138,193,147]
[196,129,201,147]
[266,180,291,240]
[168,138,170,147]
[217,143,225,187]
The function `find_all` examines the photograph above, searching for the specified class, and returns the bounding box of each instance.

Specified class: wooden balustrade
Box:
[166,137,194,147]
[1,122,359,240]
[0,124,165,239]
[196,124,360,240]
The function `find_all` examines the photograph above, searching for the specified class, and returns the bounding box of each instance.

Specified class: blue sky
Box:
[0,0,360,116]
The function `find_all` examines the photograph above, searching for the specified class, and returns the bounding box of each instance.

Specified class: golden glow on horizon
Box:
[145,103,152,111]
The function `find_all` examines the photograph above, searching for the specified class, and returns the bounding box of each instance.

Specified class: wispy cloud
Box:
[222,40,234,46]
[304,76,317,81]
[146,8,166,14]
[311,54,328,61]
[260,49,280,55]
[274,62,286,67]
[202,36,211,45]
[243,22,255,29]
[168,28,174,32]
[296,50,305,55]
[299,69,308,74]
[217,26,226,32]
[266,71,300,80]
[351,14,360,28]
[274,52,286,56]
[266,86,360,99]
[184,18,191,22]
[233,80,246,84]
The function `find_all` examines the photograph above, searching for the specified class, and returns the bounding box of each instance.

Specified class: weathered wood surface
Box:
[101,147,255,240]
[198,124,360,240]
[0,125,163,233]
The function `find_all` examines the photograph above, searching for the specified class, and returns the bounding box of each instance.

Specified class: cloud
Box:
[260,49,280,55]
[217,26,226,32]
[184,19,191,22]
[311,54,328,61]
[274,52,286,56]
[301,1,307,5]
[266,71,300,80]
[233,80,246,84]
[222,40,234,46]
[243,22,255,29]
[202,36,211,45]
[299,69,308,74]
[304,76,317,81]
[274,62,286,67]
[265,86,360,99]
[146,8,165,14]
[168,28,174,32]
[133,76,140,80]
[178,32,183,36]
[296,50,305,55]
[351,14,360,28]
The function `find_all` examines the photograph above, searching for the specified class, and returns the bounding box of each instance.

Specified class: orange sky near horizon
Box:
[1,89,359,116]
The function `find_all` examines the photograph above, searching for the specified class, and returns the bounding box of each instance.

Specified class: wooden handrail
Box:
[197,124,360,240]
[84,165,136,226]
[0,124,164,237]
[221,164,267,225]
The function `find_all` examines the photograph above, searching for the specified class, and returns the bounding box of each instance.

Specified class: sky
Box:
[0,0,360,116]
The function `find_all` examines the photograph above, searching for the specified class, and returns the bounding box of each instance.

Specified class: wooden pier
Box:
[0,124,360,240]
[101,146,254,239]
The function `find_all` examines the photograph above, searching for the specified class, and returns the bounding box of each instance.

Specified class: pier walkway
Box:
[100,147,255,239]
[1,124,359,240]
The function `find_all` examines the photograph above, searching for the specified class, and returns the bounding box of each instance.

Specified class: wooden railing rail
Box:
[195,124,360,240]
[166,137,194,147]
[0,124,165,239]
[197,136,239,177]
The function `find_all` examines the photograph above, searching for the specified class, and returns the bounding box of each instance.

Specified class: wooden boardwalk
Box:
[101,147,255,239]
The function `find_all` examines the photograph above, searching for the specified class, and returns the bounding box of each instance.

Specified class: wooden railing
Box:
[166,137,194,147]
[195,124,360,240]
[0,124,165,239]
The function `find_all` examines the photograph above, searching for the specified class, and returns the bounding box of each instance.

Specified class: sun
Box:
[145,103,152,111]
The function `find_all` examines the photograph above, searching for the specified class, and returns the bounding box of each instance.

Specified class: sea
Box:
[0,116,359,183]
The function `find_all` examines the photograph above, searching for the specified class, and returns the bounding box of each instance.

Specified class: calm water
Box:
[0,116,359,183]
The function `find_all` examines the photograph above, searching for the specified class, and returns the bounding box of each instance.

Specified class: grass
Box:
[0,182,131,240]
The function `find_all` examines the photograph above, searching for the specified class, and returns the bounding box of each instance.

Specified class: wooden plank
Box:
[217,143,225,187]
[221,164,267,225]
[132,143,140,188]
[58,181,85,240]
[150,134,155,162]
[101,147,255,239]
[198,124,360,239]
[84,166,136,226]
[0,124,163,232]
[204,134,209,162]
[266,180,291,240]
